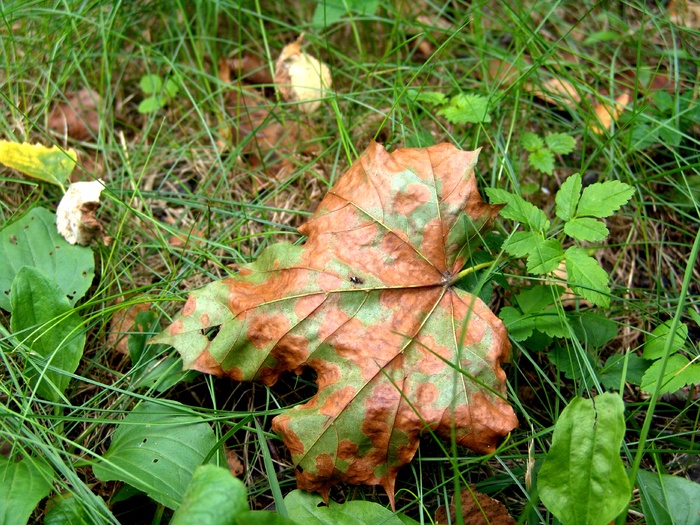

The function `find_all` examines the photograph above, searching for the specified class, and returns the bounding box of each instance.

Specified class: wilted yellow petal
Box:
[0,141,77,188]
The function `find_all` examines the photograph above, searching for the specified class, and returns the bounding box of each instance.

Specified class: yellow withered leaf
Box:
[0,141,77,188]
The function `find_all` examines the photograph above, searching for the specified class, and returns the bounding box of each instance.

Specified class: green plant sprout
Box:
[520,131,576,175]
[138,74,179,114]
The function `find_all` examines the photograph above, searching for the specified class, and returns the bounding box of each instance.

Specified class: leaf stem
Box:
[449,258,504,286]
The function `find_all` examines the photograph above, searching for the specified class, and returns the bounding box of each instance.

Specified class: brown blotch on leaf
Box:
[435,486,515,525]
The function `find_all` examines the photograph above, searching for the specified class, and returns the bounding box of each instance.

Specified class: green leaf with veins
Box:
[437,93,492,124]
[641,354,700,395]
[576,180,634,218]
[643,321,688,360]
[521,132,544,152]
[545,133,576,154]
[503,231,540,258]
[564,247,610,307]
[485,188,549,231]
[555,173,582,222]
[564,217,609,242]
[526,238,564,275]
[528,148,555,175]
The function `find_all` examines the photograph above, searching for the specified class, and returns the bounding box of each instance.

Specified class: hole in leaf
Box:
[82,271,88,277]
[202,326,220,341]
[49,251,53,256]
[142,438,148,443]
[152,458,159,463]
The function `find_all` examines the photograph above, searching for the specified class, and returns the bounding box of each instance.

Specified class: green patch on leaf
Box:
[538,393,630,525]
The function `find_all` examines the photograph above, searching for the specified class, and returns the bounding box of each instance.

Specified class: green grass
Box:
[1,0,699,523]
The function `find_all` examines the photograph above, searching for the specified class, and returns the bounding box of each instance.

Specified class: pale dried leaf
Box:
[275,34,332,113]
[590,93,630,135]
[56,180,110,245]
[526,78,581,109]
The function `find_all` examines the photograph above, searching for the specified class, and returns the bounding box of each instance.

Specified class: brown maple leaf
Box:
[435,486,516,525]
[153,141,518,505]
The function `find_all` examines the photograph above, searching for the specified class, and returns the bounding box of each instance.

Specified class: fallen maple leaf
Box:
[435,486,515,525]
[153,141,518,505]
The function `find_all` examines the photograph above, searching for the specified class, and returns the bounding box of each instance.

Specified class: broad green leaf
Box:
[640,354,700,395]
[437,93,492,124]
[576,180,634,218]
[285,490,417,525]
[499,306,536,341]
[564,217,609,242]
[92,401,218,509]
[515,285,564,314]
[528,148,555,175]
[643,320,688,360]
[533,307,569,339]
[0,141,76,187]
[538,393,630,525]
[520,132,543,152]
[170,465,248,525]
[0,456,54,525]
[154,142,518,502]
[10,267,85,402]
[545,133,576,154]
[311,0,379,27]
[526,238,564,275]
[572,312,617,349]
[548,346,596,382]
[600,353,648,390]
[502,231,540,258]
[564,247,610,308]
[485,188,549,231]
[637,470,700,525]
[0,207,95,312]
[44,494,109,525]
[163,78,179,98]
[137,95,166,114]
[555,173,582,222]
[139,74,162,94]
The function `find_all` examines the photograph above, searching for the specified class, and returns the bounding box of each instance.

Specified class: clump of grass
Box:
[1,1,698,523]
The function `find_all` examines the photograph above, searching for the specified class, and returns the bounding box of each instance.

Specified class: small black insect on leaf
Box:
[349,276,364,285]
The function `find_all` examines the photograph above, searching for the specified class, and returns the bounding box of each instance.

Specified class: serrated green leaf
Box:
[521,132,544,152]
[170,465,249,525]
[139,74,162,94]
[528,148,555,175]
[0,207,95,312]
[600,353,648,390]
[564,247,610,308]
[10,267,85,402]
[640,354,700,395]
[0,141,76,187]
[533,307,569,338]
[637,470,700,525]
[545,133,576,154]
[408,90,447,107]
[485,188,549,231]
[526,238,564,275]
[643,321,688,360]
[555,173,582,222]
[437,93,491,124]
[564,217,609,242]
[0,456,54,525]
[538,393,630,525]
[576,180,634,218]
[503,231,540,258]
[92,401,218,509]
[499,306,536,341]
[572,313,617,349]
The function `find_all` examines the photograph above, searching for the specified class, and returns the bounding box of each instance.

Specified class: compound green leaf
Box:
[499,306,536,341]
[520,132,544,152]
[576,180,634,218]
[0,456,54,525]
[502,231,539,258]
[0,141,76,187]
[92,401,218,509]
[526,238,564,275]
[515,284,564,314]
[0,207,95,312]
[154,142,518,504]
[538,393,630,525]
[485,188,549,231]
[528,148,555,175]
[643,321,688,360]
[545,133,576,154]
[564,247,610,308]
[10,267,85,402]
[555,173,582,222]
[637,470,700,525]
[564,217,609,242]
